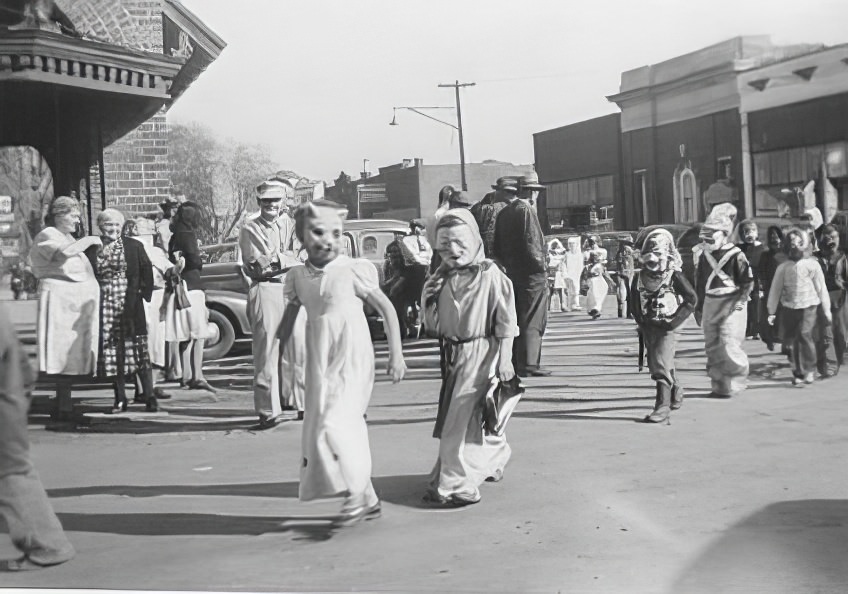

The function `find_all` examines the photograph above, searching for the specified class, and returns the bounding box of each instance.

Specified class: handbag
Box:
[483,375,526,437]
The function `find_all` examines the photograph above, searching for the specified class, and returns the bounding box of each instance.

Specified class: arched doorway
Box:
[673,165,700,224]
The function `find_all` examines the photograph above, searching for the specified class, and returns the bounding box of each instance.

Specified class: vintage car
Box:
[198,218,411,359]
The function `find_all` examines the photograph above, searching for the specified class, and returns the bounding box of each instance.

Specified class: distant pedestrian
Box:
[767,228,831,385]
[630,230,696,423]
[564,236,583,311]
[279,200,406,527]
[736,219,767,340]
[583,235,609,320]
[470,176,518,257]
[814,224,846,372]
[695,204,753,398]
[757,226,787,352]
[493,176,550,377]
[547,239,567,312]
[614,235,636,318]
[422,209,518,506]
[0,302,75,572]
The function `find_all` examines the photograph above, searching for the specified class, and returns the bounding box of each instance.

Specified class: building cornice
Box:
[0,29,182,98]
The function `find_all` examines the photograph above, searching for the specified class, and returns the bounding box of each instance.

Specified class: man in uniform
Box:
[238,180,304,429]
[493,173,550,377]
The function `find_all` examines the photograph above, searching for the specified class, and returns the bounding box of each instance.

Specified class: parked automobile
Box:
[197,218,411,359]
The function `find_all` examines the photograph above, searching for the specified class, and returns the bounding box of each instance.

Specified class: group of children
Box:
[633,201,847,424]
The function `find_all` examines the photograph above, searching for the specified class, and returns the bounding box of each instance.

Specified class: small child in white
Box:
[278,200,406,527]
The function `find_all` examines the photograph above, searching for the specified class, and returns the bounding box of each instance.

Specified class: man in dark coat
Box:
[470,176,518,257]
[493,174,550,377]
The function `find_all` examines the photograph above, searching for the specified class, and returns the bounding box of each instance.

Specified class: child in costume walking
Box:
[695,204,754,398]
[630,229,697,423]
[279,200,406,526]
[767,228,831,385]
[421,209,518,506]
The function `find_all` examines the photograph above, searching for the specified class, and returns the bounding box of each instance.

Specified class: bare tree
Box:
[169,123,283,244]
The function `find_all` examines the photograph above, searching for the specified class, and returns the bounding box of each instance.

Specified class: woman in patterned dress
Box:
[92,209,159,413]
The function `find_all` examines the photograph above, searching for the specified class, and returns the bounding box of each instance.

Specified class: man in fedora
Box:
[493,173,551,377]
[470,176,519,257]
[238,179,305,428]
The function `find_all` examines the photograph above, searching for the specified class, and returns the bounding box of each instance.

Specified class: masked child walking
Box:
[421,209,518,507]
[630,229,697,423]
[279,200,406,527]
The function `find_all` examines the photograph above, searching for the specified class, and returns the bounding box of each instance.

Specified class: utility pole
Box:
[438,80,475,191]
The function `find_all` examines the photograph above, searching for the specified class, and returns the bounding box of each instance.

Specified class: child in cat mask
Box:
[279,200,406,527]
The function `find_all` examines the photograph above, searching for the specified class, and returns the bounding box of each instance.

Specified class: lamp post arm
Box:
[400,107,458,130]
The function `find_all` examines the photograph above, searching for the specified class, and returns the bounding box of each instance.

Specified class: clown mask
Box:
[302,205,344,268]
[700,229,727,252]
[436,224,476,269]
[641,238,670,275]
[786,231,807,262]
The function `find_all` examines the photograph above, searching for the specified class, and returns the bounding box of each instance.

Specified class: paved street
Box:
[3,296,848,593]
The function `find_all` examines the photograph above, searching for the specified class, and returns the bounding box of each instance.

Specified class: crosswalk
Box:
[16,295,804,427]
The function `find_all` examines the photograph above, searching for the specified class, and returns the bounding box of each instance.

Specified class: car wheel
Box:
[204,308,236,360]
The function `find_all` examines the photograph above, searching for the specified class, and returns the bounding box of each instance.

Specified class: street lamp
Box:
[390,80,475,191]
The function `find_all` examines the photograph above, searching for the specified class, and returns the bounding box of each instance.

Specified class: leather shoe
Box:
[257,414,284,430]
[526,368,551,377]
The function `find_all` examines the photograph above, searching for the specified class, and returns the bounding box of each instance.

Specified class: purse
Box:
[484,375,526,437]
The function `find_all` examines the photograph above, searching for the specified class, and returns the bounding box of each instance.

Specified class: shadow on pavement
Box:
[48,481,301,499]
[672,499,848,594]
[54,511,337,542]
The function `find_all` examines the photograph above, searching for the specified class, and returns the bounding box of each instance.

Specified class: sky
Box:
[168,0,848,184]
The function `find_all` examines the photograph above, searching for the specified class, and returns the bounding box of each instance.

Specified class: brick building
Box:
[0,0,224,262]
[534,36,848,231]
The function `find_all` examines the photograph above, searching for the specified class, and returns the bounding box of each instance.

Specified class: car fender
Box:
[204,289,251,336]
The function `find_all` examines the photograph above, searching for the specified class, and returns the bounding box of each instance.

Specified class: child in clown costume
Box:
[695,204,754,398]
[630,229,697,423]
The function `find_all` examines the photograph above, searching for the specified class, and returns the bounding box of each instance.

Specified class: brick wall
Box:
[96,0,170,215]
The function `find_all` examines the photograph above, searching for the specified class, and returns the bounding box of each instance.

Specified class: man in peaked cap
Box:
[694,203,754,398]
[470,176,519,257]
[493,174,551,377]
[238,179,306,428]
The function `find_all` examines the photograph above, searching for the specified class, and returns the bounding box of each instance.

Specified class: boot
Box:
[644,383,671,423]
[671,383,684,410]
[618,304,625,318]
[140,368,159,412]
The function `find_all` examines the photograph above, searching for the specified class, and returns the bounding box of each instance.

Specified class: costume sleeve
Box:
[352,259,381,300]
[491,267,519,339]
[282,268,301,306]
[695,253,707,312]
[0,303,35,398]
[523,210,547,274]
[734,251,754,300]
[812,264,831,312]
[836,256,848,291]
[629,276,643,326]
[767,263,787,315]
[667,272,697,330]
[137,240,154,302]
[30,228,68,272]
